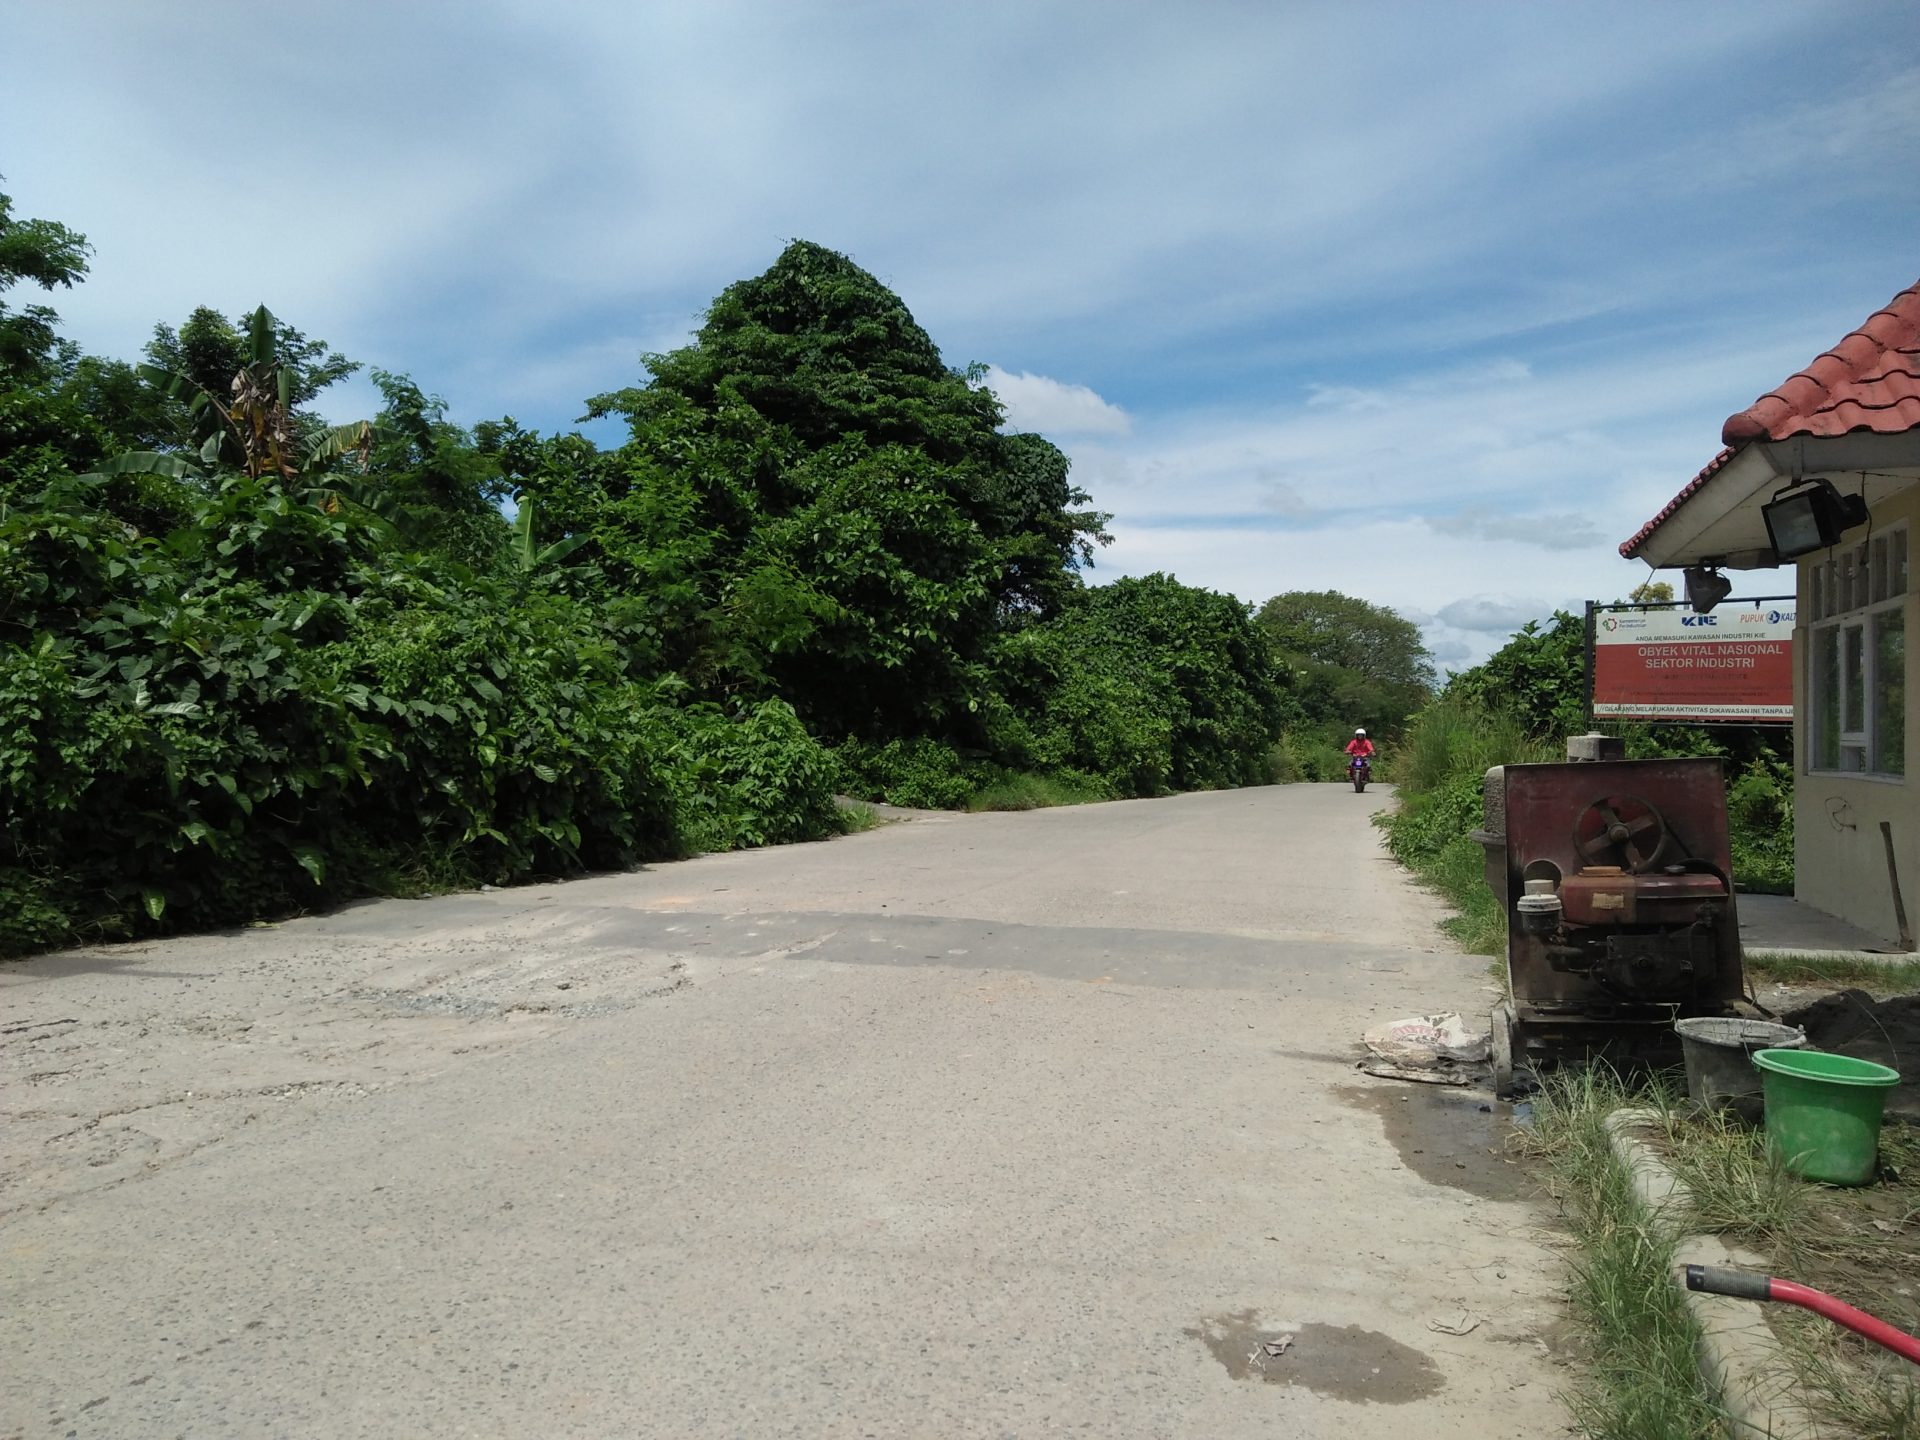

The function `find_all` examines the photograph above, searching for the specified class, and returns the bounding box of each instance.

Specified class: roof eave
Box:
[1623,431,1920,570]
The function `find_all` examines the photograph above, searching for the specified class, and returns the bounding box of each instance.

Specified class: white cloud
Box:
[6,0,1886,404]
[1,0,1911,668]
[1425,508,1605,550]
[1257,480,1320,519]
[1437,597,1557,632]
[1091,515,1594,668]
[1305,384,1391,414]
[982,366,1131,437]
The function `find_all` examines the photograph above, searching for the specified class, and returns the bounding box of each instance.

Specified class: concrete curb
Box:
[1602,1108,1819,1439]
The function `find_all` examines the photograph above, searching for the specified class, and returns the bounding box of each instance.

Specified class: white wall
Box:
[1792,479,1919,948]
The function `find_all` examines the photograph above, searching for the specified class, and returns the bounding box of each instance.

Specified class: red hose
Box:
[1686,1265,1920,1366]
[1767,1278,1920,1365]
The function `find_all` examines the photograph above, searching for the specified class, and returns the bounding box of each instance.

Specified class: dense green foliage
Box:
[1381,610,1798,954]
[2,196,1324,956]
[1253,588,1434,778]
[1378,695,1559,953]
[1255,588,1434,744]
[994,574,1289,796]
[1447,610,1588,740]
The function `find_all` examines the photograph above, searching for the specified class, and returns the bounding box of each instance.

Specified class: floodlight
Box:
[1683,565,1733,614]
[1762,480,1869,562]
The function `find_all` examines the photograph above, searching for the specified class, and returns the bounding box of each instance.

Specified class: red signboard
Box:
[1591,601,1794,724]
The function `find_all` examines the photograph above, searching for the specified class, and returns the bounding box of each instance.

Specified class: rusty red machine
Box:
[1474,753,1752,1096]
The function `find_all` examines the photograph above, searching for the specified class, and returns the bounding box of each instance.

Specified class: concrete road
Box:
[3,785,1570,1438]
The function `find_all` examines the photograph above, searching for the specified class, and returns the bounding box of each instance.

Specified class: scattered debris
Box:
[1262,1336,1294,1357]
[1364,1014,1491,1064]
[1426,1310,1482,1336]
[1358,1060,1472,1086]
[1360,1013,1489,1085]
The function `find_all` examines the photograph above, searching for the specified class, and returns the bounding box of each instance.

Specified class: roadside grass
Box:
[1519,1067,1731,1439]
[833,799,885,834]
[1743,950,1920,994]
[1649,1106,1920,1439]
[1526,1065,1920,1439]
[1792,1311,1920,1439]
[1375,694,1555,960]
[1429,833,1509,957]
[965,771,1108,812]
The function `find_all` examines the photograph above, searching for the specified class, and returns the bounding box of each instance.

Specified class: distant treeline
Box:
[1,190,1432,954]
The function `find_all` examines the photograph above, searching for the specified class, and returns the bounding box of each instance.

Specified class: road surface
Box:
[3,784,1570,1437]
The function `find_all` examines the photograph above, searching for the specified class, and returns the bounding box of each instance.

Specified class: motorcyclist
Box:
[1345,728,1375,764]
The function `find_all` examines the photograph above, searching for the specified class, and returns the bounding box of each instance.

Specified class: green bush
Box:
[991,574,1286,798]
[664,700,842,853]
[1726,755,1794,895]
[1393,692,1553,798]
[834,736,978,810]
[1271,722,1374,784]
[1265,734,1310,785]
[1375,694,1558,956]
[1448,611,1588,740]
[0,469,860,956]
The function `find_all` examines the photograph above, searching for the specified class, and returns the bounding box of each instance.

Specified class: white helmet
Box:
[1355,728,1366,736]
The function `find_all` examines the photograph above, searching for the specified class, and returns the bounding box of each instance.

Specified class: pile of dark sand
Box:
[1781,988,1920,1122]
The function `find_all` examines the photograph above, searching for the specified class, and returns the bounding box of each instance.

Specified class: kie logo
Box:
[1681,615,1718,627]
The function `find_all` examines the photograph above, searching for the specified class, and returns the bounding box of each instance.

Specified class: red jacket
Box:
[1345,738,1375,759]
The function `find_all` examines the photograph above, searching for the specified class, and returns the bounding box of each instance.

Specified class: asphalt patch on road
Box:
[1185,1309,1444,1403]
[600,907,1430,995]
[1334,1082,1530,1202]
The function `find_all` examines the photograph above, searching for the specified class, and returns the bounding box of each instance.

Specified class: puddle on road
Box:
[1184,1310,1443,1403]
[1333,1082,1531,1202]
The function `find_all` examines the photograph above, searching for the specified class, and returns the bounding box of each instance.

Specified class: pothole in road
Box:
[1334,1082,1531,1202]
[1185,1310,1443,1403]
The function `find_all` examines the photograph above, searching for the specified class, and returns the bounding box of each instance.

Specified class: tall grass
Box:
[833,799,885,833]
[1649,1104,1920,1440]
[1522,1070,1732,1439]
[1265,724,1370,784]
[965,770,1109,812]
[1376,695,1558,956]
[1395,692,1560,794]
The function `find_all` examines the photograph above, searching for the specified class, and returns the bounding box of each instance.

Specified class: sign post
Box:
[1588,598,1794,726]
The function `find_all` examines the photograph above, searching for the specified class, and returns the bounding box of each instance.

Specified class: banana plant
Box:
[86,306,375,488]
[510,496,590,575]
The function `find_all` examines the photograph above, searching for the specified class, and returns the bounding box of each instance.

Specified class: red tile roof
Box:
[1721,282,1920,444]
[1620,281,1920,559]
[1618,447,1736,559]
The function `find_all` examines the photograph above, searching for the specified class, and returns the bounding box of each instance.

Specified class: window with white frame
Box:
[1807,523,1906,777]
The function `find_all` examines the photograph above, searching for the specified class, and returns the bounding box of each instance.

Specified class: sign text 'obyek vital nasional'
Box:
[1590,602,1793,724]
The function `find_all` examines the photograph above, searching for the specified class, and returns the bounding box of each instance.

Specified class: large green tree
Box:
[0,188,89,381]
[1254,589,1434,736]
[0,190,128,499]
[2,201,1299,957]
[995,574,1286,795]
[551,240,1109,739]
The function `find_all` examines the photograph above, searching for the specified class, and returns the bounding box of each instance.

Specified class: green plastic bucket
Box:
[1752,1048,1902,1186]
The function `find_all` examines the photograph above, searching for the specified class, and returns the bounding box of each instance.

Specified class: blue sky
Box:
[5,1,1917,666]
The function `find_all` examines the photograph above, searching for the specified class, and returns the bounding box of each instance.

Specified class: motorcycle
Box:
[1348,755,1371,793]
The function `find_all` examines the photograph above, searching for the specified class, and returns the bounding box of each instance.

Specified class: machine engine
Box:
[1476,757,1748,1090]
